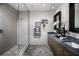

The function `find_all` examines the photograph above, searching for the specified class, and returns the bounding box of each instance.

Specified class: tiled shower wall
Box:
[0,4,17,54]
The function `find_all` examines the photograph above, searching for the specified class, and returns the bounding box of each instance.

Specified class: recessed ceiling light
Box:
[52,6,54,9]
[43,4,46,7]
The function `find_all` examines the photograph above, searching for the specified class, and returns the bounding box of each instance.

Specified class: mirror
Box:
[69,3,79,33]
[54,11,61,30]
[75,4,79,30]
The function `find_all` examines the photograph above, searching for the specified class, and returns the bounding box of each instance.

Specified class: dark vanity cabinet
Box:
[48,36,75,56]
[48,37,64,55]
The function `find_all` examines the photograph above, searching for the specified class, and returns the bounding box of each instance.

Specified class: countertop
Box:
[48,34,79,55]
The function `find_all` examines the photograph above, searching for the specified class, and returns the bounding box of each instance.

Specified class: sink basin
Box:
[64,42,79,49]
[60,37,67,40]
[61,36,79,49]
[60,36,73,42]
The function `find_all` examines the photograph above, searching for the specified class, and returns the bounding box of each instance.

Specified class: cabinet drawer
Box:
[53,41,65,55]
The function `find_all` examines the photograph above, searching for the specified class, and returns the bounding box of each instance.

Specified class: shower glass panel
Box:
[18,3,29,55]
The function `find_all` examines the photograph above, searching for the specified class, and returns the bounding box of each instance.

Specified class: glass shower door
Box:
[18,3,29,55]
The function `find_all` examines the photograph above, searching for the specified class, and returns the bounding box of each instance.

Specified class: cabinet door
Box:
[48,38,64,56]
[53,40,65,56]
[48,37,56,55]
[48,37,54,50]
[62,46,76,56]
[53,41,75,56]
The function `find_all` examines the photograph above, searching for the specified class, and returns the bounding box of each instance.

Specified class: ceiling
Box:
[9,3,63,11]
[9,3,28,11]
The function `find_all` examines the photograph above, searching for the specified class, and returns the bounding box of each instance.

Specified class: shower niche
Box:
[34,22,41,38]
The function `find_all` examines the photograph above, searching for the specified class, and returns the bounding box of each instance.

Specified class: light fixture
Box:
[51,6,54,9]
[43,4,46,7]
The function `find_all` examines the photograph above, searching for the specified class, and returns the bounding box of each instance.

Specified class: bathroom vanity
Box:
[48,33,79,56]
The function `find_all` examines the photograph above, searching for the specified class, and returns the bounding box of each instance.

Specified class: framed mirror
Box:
[69,3,79,33]
[54,11,61,30]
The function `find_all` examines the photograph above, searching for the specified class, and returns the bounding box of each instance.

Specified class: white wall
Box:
[53,3,69,30]
[0,4,17,54]
[18,11,29,49]
[29,11,53,45]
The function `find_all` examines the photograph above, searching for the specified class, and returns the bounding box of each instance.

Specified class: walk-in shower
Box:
[0,3,29,56]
